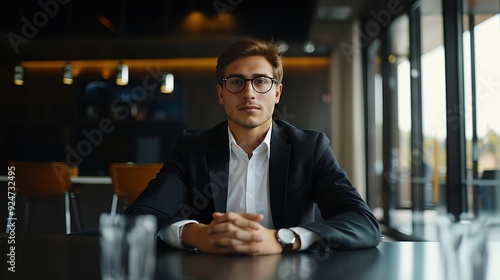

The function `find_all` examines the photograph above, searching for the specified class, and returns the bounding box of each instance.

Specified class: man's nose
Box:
[241,80,257,99]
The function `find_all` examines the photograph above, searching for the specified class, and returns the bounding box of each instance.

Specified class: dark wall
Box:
[0,62,330,175]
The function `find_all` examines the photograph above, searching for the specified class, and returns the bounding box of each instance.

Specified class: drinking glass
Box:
[99,213,157,280]
[438,215,488,280]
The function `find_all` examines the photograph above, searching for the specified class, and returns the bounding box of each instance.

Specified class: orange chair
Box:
[8,161,81,234]
[109,162,163,215]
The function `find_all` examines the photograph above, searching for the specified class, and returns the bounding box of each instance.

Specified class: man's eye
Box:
[255,78,269,84]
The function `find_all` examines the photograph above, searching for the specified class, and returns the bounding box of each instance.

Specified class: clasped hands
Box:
[182,212,292,255]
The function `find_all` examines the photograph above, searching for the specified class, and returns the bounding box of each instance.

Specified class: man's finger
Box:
[212,212,263,222]
[211,212,262,230]
[209,238,262,255]
[240,213,264,222]
[209,229,263,242]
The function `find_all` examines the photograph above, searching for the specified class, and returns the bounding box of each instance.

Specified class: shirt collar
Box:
[228,122,272,158]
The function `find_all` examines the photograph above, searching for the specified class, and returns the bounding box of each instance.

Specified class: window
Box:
[463,2,500,219]
[388,14,412,233]
[365,39,384,220]
[364,0,499,241]
[420,1,448,204]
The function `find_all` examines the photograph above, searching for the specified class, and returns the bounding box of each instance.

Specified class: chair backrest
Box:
[109,162,162,203]
[481,170,500,180]
[9,161,75,198]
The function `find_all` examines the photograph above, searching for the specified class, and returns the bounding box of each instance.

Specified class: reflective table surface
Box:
[1,234,499,280]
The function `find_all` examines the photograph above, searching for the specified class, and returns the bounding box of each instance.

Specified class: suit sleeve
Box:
[300,133,382,250]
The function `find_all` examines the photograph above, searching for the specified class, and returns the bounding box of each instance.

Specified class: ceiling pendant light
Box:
[303,40,315,53]
[14,65,24,85]
[160,73,174,94]
[116,61,129,86]
[63,61,73,85]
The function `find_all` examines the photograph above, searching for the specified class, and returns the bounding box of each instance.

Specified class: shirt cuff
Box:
[289,226,320,251]
[157,220,198,249]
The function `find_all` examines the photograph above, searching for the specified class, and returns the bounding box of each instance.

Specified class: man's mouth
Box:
[239,105,260,111]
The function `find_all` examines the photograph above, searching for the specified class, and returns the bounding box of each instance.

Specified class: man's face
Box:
[217,56,282,130]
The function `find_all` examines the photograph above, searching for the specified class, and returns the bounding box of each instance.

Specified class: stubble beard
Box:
[227,111,272,129]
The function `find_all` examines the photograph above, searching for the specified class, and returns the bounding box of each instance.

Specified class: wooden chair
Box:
[109,162,163,215]
[8,161,81,234]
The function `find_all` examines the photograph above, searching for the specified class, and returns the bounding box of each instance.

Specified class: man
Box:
[125,38,381,255]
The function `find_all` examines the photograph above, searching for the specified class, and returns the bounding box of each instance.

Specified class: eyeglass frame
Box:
[222,75,277,94]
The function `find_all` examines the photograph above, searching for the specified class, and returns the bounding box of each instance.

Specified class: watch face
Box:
[278,229,295,244]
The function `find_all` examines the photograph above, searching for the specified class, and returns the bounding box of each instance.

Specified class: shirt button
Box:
[250,164,254,168]
[247,193,253,199]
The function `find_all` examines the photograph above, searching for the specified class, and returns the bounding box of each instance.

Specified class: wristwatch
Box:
[276,228,296,252]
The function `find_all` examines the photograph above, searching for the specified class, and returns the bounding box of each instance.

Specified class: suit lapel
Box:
[207,123,229,213]
[269,120,291,228]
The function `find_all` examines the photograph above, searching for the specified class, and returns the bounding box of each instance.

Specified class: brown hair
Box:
[215,38,283,85]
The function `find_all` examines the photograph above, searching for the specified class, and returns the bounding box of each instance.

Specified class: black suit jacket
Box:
[125,119,381,250]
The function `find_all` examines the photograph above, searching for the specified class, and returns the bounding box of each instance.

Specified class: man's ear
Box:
[216,84,224,105]
[275,83,283,104]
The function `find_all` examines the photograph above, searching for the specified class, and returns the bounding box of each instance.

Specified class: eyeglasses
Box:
[222,76,276,94]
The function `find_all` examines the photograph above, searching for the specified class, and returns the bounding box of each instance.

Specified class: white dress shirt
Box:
[158,123,318,250]
[227,124,274,228]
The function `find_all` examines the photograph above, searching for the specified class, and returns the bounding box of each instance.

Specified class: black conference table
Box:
[1,234,499,280]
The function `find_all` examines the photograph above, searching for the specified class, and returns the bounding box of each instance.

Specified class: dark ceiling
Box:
[0,0,385,62]
[1,0,316,40]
